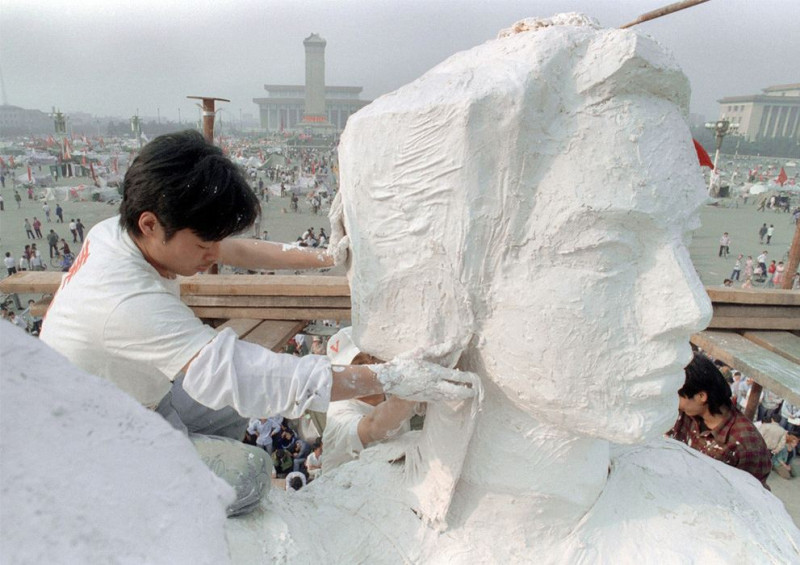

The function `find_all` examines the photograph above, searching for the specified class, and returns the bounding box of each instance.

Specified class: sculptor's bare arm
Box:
[330,365,385,401]
[357,397,417,446]
[219,238,334,270]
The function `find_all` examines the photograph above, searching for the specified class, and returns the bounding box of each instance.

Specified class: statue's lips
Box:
[625,367,686,399]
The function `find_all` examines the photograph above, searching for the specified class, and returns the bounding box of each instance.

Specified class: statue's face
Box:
[476,97,712,443]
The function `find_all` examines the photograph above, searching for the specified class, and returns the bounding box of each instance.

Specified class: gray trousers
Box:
[156,375,268,517]
[155,374,248,440]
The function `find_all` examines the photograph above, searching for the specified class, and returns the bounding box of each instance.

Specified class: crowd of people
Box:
[244,415,319,486]
[720,221,800,289]
[239,324,423,492]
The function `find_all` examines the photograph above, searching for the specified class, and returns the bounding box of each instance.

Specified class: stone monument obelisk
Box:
[302,33,333,131]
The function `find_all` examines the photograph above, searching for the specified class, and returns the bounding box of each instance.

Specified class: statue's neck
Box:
[450,388,610,533]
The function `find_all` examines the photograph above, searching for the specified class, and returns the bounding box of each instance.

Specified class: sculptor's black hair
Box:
[120,130,259,241]
[288,477,304,491]
[678,353,733,415]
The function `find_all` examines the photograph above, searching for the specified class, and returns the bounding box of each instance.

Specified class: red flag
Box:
[27,166,32,182]
[0,157,5,167]
[82,155,87,166]
[90,162,96,182]
[9,156,15,167]
[693,139,714,169]
[777,167,788,186]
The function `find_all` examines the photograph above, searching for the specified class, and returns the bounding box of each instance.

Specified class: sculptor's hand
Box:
[326,192,349,267]
[371,358,477,402]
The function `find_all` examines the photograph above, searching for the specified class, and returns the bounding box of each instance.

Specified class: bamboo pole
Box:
[782,222,800,290]
[620,0,711,29]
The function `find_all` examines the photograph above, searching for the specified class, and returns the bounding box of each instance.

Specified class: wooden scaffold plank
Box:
[691,330,800,407]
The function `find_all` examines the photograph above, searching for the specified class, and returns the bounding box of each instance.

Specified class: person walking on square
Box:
[759,223,768,244]
[757,251,768,279]
[24,218,35,240]
[766,224,775,245]
[32,217,43,239]
[0,194,4,211]
[4,252,17,277]
[14,190,22,209]
[46,229,60,258]
[773,261,786,287]
[30,244,44,271]
[76,219,85,243]
[68,219,78,243]
[766,261,777,288]
[55,203,64,223]
[730,254,742,281]
[718,232,730,258]
[42,202,51,222]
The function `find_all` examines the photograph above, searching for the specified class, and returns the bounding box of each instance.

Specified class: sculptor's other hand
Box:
[371,358,477,402]
[326,192,349,267]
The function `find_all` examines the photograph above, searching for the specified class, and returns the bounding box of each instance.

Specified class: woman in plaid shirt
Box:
[667,354,773,487]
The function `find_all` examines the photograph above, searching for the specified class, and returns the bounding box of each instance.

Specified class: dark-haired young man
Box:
[667,354,772,487]
[39,131,471,513]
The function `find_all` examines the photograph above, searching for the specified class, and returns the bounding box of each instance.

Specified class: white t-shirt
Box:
[41,217,333,420]
[4,256,15,269]
[321,399,412,472]
[306,451,321,470]
[41,217,217,407]
[321,399,372,471]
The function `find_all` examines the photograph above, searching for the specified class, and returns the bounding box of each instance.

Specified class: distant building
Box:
[717,84,800,142]
[0,105,52,136]
[253,34,370,133]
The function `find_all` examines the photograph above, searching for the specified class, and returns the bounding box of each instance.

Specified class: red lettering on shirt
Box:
[61,239,90,288]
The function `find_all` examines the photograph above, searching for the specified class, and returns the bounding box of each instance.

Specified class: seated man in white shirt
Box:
[322,327,419,472]
[305,439,323,480]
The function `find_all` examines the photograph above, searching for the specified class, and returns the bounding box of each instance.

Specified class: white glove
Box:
[326,191,349,266]
[326,234,350,267]
[370,358,476,402]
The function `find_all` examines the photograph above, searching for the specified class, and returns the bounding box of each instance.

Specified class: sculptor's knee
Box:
[190,434,271,517]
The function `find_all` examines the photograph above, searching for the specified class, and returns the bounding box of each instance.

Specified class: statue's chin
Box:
[508,396,677,445]
[577,402,677,445]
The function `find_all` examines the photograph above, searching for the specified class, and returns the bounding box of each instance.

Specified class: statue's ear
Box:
[574,30,690,113]
[348,246,474,366]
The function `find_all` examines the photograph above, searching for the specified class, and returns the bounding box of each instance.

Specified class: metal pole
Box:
[708,146,720,196]
[187,96,230,144]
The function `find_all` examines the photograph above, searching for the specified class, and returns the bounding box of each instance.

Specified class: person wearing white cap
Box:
[322,327,419,472]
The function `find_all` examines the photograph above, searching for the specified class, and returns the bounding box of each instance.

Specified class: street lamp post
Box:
[130,111,142,148]
[704,119,738,197]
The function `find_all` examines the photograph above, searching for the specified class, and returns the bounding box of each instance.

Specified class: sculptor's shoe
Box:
[776,465,792,480]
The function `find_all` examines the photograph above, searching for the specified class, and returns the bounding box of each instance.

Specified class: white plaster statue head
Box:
[339,13,712,444]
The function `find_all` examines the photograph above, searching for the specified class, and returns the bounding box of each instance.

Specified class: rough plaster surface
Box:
[0,325,233,565]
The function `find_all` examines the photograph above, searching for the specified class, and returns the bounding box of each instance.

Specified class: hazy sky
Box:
[1,0,797,123]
